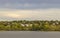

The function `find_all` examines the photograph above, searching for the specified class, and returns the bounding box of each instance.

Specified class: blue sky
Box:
[0,0,60,9]
[0,0,60,21]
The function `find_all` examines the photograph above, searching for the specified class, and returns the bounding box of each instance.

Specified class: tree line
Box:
[0,20,60,31]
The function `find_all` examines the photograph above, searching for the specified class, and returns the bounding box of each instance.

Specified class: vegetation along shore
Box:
[0,20,60,31]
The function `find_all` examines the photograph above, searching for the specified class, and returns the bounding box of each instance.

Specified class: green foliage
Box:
[0,20,60,31]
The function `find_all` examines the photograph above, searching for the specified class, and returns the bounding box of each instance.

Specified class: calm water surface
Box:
[0,31,60,38]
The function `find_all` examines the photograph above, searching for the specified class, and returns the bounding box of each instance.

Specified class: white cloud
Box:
[0,8,60,20]
[6,13,20,18]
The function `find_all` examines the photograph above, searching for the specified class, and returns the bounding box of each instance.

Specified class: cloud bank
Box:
[0,8,60,20]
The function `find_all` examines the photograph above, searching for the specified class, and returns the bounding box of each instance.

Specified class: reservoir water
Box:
[0,31,60,38]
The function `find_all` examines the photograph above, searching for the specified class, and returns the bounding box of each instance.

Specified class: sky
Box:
[0,0,60,21]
